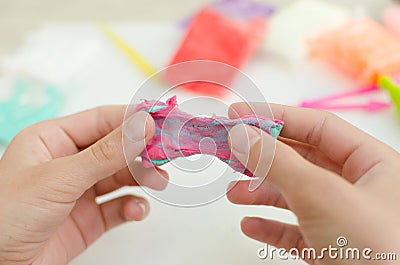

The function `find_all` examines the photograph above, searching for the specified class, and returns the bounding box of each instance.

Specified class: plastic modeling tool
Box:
[99,23,157,77]
[299,85,392,112]
[301,100,391,112]
[379,76,400,116]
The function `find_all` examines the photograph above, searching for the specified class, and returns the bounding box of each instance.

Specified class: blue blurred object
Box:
[180,0,275,27]
[211,0,275,19]
[0,79,64,144]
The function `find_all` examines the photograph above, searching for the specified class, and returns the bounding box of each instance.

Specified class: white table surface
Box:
[1,21,400,265]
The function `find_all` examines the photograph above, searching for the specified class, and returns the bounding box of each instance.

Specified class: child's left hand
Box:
[0,106,168,265]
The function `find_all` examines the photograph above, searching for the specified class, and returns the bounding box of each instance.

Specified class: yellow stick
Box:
[99,22,157,77]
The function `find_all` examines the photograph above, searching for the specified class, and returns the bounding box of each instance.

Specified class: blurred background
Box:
[0,1,400,265]
[0,0,393,56]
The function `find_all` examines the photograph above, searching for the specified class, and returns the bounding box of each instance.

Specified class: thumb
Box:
[39,111,155,198]
[228,124,344,208]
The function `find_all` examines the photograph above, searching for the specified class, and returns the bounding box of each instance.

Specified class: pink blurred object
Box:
[383,5,400,37]
[299,85,392,113]
[300,85,378,107]
[301,100,391,112]
[308,18,400,85]
[135,96,283,176]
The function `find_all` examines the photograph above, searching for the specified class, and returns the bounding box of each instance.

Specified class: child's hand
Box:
[0,106,168,265]
[228,103,400,264]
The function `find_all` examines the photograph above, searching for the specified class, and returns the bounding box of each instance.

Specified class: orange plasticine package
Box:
[308,18,400,85]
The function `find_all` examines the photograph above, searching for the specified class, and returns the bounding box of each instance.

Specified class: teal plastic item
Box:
[0,79,64,144]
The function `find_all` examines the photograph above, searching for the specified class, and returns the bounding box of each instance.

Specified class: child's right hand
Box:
[228,103,400,264]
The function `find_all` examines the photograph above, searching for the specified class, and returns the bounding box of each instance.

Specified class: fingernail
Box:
[137,201,148,219]
[227,181,237,191]
[126,200,148,221]
[124,111,153,142]
[229,124,261,155]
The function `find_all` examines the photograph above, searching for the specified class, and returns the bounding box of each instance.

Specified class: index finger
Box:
[55,105,128,148]
[229,103,395,179]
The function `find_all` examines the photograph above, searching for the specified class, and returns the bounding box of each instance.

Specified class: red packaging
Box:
[166,7,267,97]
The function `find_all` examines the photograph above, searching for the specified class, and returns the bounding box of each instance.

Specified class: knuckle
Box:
[272,192,286,208]
[11,121,50,142]
[274,224,286,246]
[306,113,329,146]
[90,139,117,163]
[95,106,116,136]
[295,235,305,251]
[27,120,52,132]
[303,147,316,164]
[319,109,339,124]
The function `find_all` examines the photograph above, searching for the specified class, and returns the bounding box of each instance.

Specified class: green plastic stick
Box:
[378,76,400,116]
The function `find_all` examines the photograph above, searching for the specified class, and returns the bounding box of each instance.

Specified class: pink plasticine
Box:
[134,96,283,177]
